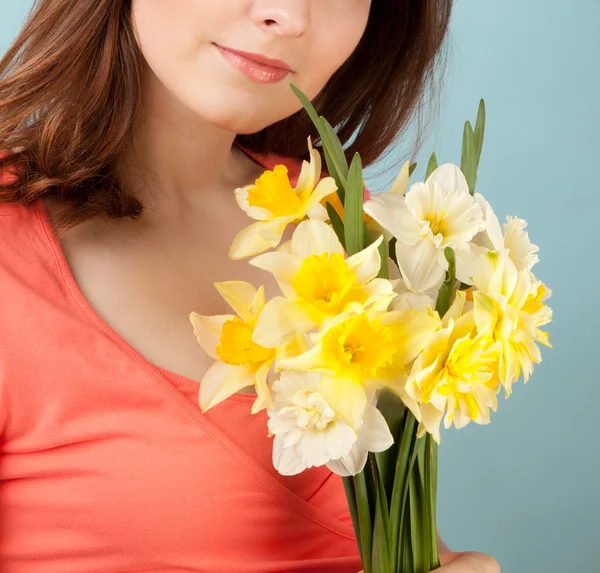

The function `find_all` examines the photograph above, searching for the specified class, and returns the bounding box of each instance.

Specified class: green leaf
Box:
[388,237,398,267]
[289,82,348,189]
[325,201,346,250]
[474,98,486,168]
[377,235,389,279]
[390,410,418,571]
[323,146,346,205]
[371,453,392,573]
[354,468,374,573]
[342,476,364,562]
[435,247,457,318]
[344,153,365,256]
[321,116,349,182]
[424,152,438,181]
[409,162,418,177]
[461,120,478,195]
[425,434,440,569]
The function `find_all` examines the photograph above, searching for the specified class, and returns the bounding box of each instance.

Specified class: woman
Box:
[0,1,500,571]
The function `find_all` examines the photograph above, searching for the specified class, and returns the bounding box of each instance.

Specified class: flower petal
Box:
[199,361,255,411]
[345,235,384,284]
[425,163,470,195]
[303,178,338,213]
[395,237,446,293]
[291,219,344,259]
[249,252,300,298]
[364,194,422,246]
[318,375,367,432]
[229,217,295,260]
[189,313,234,359]
[214,281,259,324]
[234,185,273,221]
[252,297,316,348]
[294,136,320,199]
[250,360,274,414]
[388,160,410,195]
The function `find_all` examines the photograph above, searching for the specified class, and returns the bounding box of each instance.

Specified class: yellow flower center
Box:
[291,253,357,322]
[321,314,399,379]
[216,317,275,366]
[424,211,447,237]
[246,165,303,217]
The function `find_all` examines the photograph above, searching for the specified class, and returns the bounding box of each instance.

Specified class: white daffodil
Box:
[472,250,552,396]
[267,371,393,476]
[230,136,337,259]
[249,219,390,348]
[364,163,486,293]
[473,193,540,272]
[189,281,276,414]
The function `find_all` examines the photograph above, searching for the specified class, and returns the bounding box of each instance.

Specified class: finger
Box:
[433,551,501,572]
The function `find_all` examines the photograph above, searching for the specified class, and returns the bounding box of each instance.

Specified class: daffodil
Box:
[363,163,486,293]
[266,371,393,476]
[189,281,277,414]
[473,193,540,272]
[230,136,338,259]
[405,291,502,444]
[472,250,552,396]
[249,218,389,348]
[278,301,440,432]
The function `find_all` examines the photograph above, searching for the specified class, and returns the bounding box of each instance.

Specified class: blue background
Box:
[2,2,598,572]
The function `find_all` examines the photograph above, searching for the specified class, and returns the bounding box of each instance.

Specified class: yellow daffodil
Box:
[249,219,389,348]
[230,136,338,260]
[364,163,486,293]
[278,301,440,432]
[189,281,276,414]
[267,371,393,476]
[472,250,552,396]
[405,291,502,444]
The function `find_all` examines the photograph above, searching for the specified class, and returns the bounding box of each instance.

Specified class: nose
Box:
[250,0,311,38]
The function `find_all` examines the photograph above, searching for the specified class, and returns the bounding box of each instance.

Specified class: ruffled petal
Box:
[189,313,234,359]
[199,361,255,412]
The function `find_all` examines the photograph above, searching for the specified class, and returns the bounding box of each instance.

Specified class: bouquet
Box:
[188,84,553,573]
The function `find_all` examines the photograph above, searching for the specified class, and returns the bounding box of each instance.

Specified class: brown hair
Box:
[0,0,454,238]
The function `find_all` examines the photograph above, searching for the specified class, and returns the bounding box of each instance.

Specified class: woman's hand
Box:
[357,550,500,573]
[432,550,501,571]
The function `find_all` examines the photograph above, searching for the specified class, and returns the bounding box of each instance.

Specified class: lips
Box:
[214,43,292,71]
[214,43,292,84]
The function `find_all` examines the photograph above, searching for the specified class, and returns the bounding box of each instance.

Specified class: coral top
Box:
[0,147,363,572]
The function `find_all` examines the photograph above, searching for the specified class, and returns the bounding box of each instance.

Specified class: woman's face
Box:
[131,0,372,134]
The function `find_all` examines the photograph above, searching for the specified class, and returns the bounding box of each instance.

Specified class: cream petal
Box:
[234,185,273,221]
[302,177,338,214]
[291,219,344,259]
[318,375,367,432]
[306,201,329,221]
[250,360,274,414]
[272,434,307,475]
[346,235,384,284]
[252,297,316,348]
[473,193,504,251]
[355,404,394,453]
[249,251,301,298]
[425,163,469,195]
[189,313,234,359]
[364,194,422,246]
[229,221,275,260]
[199,361,255,412]
[395,237,446,293]
[326,444,368,476]
[294,136,320,198]
[389,160,410,195]
[419,402,444,444]
[214,281,259,324]
[503,216,540,271]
